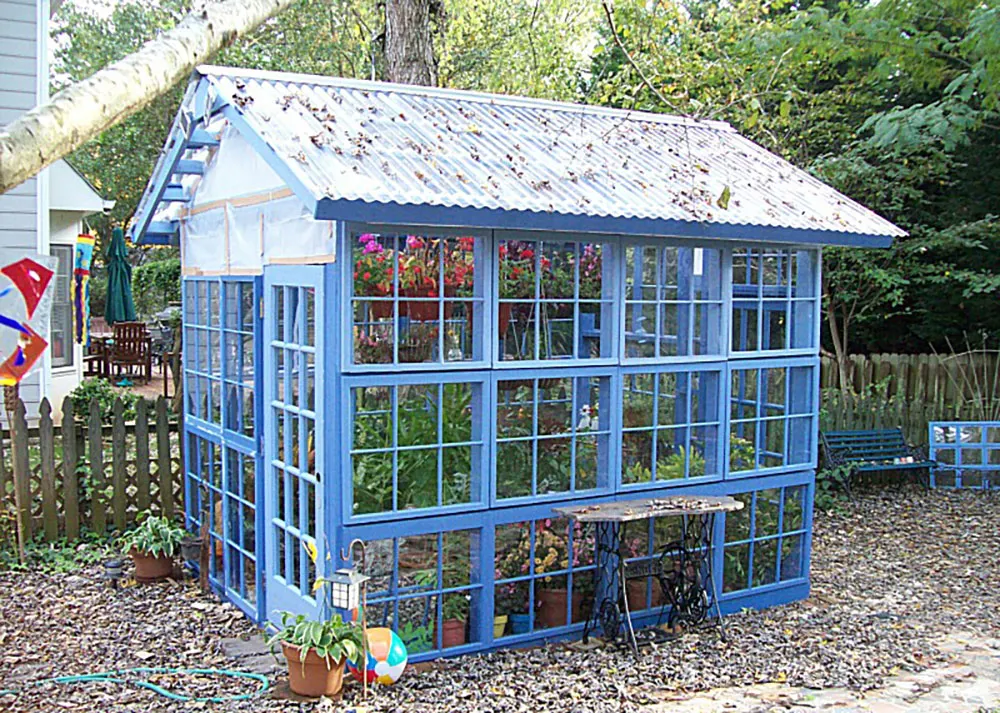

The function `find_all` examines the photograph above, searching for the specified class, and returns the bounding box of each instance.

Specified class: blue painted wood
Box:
[172,210,827,656]
[187,129,220,148]
[927,421,1000,489]
[263,265,327,622]
[314,197,894,249]
[174,159,206,175]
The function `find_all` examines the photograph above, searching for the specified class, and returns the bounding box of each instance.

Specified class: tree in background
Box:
[588,0,1000,370]
[47,0,1000,367]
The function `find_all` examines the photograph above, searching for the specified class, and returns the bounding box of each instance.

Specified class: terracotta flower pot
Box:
[130,549,173,583]
[536,588,584,628]
[626,579,665,611]
[281,642,347,698]
[368,300,393,320]
[497,302,512,334]
[402,288,451,322]
[437,618,467,648]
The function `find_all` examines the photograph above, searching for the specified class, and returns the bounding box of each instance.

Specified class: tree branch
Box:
[0,0,297,193]
[600,0,681,114]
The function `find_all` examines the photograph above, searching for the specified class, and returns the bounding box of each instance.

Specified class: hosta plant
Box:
[119,513,186,558]
[267,612,363,669]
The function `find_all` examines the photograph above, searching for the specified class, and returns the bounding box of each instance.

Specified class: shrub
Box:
[70,378,141,422]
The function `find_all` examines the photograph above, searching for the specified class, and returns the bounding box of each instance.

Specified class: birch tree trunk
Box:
[0,0,296,194]
[384,0,441,86]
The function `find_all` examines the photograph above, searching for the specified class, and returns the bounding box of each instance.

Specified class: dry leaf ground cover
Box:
[0,489,996,712]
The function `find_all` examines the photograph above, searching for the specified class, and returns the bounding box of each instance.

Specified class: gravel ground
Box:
[0,489,996,712]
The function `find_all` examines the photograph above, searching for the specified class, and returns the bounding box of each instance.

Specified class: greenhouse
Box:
[129,65,903,660]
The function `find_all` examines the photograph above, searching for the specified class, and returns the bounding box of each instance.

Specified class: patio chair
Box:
[109,321,153,383]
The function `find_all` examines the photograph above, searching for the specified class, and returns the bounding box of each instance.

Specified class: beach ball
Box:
[347,627,408,685]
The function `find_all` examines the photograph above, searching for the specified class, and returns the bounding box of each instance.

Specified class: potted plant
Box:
[268,612,363,698]
[533,520,589,628]
[118,513,186,582]
[354,233,394,319]
[439,594,468,648]
[399,235,444,322]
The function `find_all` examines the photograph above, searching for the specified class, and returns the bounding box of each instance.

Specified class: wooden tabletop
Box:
[554,495,744,523]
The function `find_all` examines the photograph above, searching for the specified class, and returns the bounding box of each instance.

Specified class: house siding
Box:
[0,0,44,418]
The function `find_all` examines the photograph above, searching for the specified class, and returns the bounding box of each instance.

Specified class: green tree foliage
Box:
[52,0,1000,359]
[132,255,181,318]
[588,0,1000,358]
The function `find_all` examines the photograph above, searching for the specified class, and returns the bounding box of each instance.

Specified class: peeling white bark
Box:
[0,0,295,194]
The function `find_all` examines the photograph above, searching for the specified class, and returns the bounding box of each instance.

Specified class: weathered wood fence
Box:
[821,352,1000,448]
[0,396,182,543]
[821,353,1000,403]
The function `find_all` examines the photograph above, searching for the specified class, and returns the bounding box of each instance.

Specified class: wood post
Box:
[62,396,80,540]
[38,399,57,542]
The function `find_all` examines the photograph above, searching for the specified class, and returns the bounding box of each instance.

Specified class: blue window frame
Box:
[929,421,1000,489]
[495,234,616,364]
[731,247,819,354]
[620,364,725,487]
[344,371,490,522]
[347,228,488,370]
[268,278,323,610]
[493,515,596,638]
[622,243,724,361]
[183,276,262,619]
[494,369,614,502]
[722,485,809,593]
[184,280,222,424]
[356,526,485,655]
[729,360,817,476]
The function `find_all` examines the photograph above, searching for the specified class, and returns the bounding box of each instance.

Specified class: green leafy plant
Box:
[815,465,853,513]
[1,530,114,573]
[70,378,143,422]
[132,257,181,318]
[397,621,433,654]
[267,612,363,668]
[442,594,469,622]
[118,513,186,558]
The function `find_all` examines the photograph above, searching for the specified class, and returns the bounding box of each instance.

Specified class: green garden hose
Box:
[0,667,270,703]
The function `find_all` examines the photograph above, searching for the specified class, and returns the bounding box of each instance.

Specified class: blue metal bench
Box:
[820,429,935,491]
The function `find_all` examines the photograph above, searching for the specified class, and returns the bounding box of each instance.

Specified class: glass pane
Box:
[353,386,392,448]
[723,544,749,593]
[780,534,804,580]
[755,489,781,537]
[498,240,536,300]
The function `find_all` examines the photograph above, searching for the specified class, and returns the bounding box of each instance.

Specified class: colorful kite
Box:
[0,254,55,386]
[74,234,96,346]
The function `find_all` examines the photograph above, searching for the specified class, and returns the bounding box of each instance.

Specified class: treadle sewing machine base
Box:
[554,495,744,659]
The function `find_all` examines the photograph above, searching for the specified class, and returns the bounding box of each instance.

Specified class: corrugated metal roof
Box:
[193,66,905,242]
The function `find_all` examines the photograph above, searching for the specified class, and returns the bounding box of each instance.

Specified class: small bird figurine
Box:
[577,404,597,431]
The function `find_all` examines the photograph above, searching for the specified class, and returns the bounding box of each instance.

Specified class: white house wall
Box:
[48,211,86,421]
[181,122,335,275]
[1,0,49,418]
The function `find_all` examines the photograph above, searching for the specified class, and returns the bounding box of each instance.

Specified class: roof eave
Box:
[313,197,897,248]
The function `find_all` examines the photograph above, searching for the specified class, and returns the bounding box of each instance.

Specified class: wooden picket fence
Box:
[0,396,182,543]
[821,352,1000,448]
[821,352,1000,405]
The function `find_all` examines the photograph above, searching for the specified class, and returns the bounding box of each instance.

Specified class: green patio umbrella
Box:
[104,226,137,324]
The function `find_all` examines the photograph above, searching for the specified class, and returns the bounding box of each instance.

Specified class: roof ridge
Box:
[196,64,736,132]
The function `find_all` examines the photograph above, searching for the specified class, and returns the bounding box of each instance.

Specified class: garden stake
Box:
[4,384,25,565]
[342,538,369,703]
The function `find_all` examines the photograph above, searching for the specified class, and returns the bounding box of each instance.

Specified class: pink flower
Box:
[359,233,375,244]
[406,235,425,250]
[362,240,384,254]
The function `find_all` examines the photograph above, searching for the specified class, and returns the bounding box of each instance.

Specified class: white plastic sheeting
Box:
[180,121,335,274]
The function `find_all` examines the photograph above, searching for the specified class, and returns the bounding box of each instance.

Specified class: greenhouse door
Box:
[263,266,326,619]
